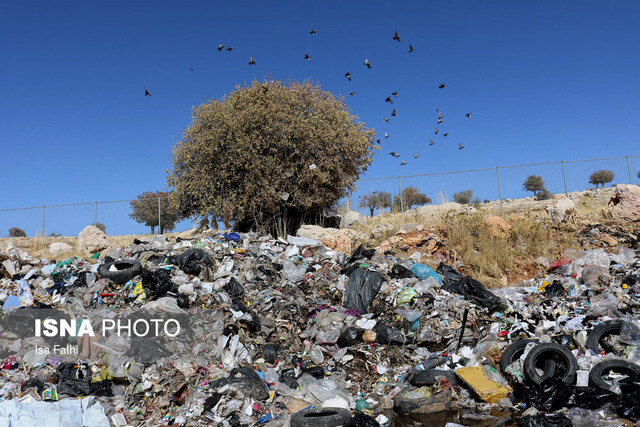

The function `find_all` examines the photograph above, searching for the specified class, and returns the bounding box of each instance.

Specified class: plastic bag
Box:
[281,257,306,282]
[141,269,176,300]
[519,414,572,427]
[410,263,442,284]
[343,268,383,314]
[376,323,406,345]
[223,277,244,297]
[513,378,572,411]
[436,263,502,311]
[169,248,212,275]
[337,327,364,347]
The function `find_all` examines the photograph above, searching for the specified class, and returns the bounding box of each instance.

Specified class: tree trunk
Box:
[150,225,155,234]
[369,207,374,217]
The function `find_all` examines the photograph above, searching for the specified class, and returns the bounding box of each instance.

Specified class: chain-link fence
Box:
[1,155,639,237]
[349,155,640,218]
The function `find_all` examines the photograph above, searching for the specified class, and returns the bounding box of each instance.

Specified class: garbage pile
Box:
[0,231,639,426]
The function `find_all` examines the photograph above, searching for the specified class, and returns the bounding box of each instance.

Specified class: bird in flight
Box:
[400,160,407,165]
[439,83,446,89]
[392,91,398,97]
[144,86,152,97]
[304,54,310,61]
[413,153,419,158]
[217,43,224,51]
[384,132,390,139]
[434,126,439,135]
[364,58,371,69]
[393,30,401,42]
[385,96,393,104]
[391,108,396,117]
[310,29,316,35]
[459,144,464,150]
[345,72,351,81]
[349,91,356,96]
[226,47,233,52]
[408,44,414,53]
[466,112,472,118]
[429,139,435,146]
[249,57,256,65]
[390,151,398,157]
[190,67,194,71]
[384,118,390,122]
[376,139,381,144]
[438,111,443,120]
[443,132,449,137]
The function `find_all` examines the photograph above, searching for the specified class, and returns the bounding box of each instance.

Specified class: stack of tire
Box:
[500,320,640,392]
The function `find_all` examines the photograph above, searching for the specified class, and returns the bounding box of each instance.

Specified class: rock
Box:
[609,184,640,222]
[48,242,73,257]
[601,235,618,247]
[297,224,339,241]
[77,225,115,253]
[546,198,576,224]
[370,224,393,240]
[340,211,363,228]
[175,228,198,240]
[416,202,463,219]
[398,223,420,232]
[363,330,377,343]
[322,229,364,254]
[485,216,511,238]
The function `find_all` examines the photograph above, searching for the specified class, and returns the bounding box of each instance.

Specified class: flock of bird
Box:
[144,29,473,166]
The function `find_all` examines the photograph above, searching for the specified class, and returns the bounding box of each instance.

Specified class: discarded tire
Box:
[500,339,538,373]
[586,319,624,355]
[394,387,452,414]
[98,260,142,284]
[589,359,640,393]
[408,369,457,387]
[524,343,578,385]
[290,407,352,427]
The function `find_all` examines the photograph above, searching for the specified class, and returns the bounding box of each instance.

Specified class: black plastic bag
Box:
[169,249,212,275]
[519,414,572,427]
[141,269,176,300]
[343,268,383,314]
[337,327,364,347]
[224,277,244,297]
[90,380,113,397]
[57,362,91,397]
[569,387,619,409]
[390,264,415,279]
[346,244,376,264]
[376,323,406,345]
[513,378,572,412]
[436,263,502,311]
[344,412,380,426]
[262,344,278,364]
[127,337,172,363]
[545,280,565,297]
[211,367,269,400]
[615,374,640,421]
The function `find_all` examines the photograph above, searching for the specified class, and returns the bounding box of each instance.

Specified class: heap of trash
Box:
[0,228,639,427]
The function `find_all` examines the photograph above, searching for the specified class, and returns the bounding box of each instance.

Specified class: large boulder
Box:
[610,184,640,222]
[49,242,73,257]
[340,211,363,229]
[321,229,365,254]
[546,198,576,224]
[296,224,339,241]
[485,216,511,238]
[77,225,115,253]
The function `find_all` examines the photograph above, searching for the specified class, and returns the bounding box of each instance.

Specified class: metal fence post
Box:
[158,198,162,235]
[398,176,404,211]
[627,156,633,184]
[94,201,97,226]
[561,161,569,197]
[496,167,503,214]
[41,206,45,238]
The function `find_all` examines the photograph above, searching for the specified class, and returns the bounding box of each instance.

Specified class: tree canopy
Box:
[401,186,431,208]
[358,191,392,217]
[130,191,181,234]
[168,78,377,234]
[589,170,615,188]
[453,189,473,204]
[523,175,545,195]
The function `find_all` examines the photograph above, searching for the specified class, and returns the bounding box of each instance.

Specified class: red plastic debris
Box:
[549,258,571,270]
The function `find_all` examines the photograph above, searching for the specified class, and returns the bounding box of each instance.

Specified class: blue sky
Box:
[1,0,639,235]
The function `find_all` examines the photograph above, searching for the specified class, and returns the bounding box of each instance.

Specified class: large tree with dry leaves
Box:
[168,79,377,234]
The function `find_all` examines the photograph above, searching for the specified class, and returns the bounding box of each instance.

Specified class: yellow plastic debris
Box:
[455,366,512,403]
[622,284,628,289]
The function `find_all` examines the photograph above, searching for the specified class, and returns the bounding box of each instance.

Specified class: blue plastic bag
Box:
[410,263,442,284]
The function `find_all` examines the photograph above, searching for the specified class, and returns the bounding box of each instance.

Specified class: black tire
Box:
[586,320,624,355]
[500,339,538,373]
[408,369,457,387]
[524,343,578,385]
[98,260,142,284]
[291,407,352,427]
[589,359,640,393]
